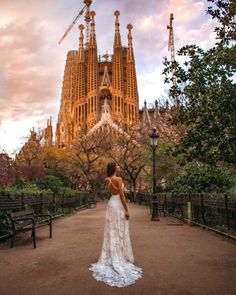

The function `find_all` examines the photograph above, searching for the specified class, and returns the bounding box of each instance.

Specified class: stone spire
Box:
[125,24,139,124]
[88,11,98,92]
[114,10,122,48]
[87,11,98,127]
[140,99,151,131]
[77,24,86,100]
[127,24,134,63]
[56,49,77,147]
[112,10,124,122]
[153,99,160,121]
[45,117,53,146]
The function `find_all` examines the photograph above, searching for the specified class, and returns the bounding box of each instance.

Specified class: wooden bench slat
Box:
[10,211,33,219]
[15,221,33,230]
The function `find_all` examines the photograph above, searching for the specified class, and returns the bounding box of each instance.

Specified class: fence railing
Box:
[0,192,93,239]
[128,192,236,235]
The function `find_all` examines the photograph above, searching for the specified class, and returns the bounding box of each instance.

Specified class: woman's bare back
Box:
[105,176,122,195]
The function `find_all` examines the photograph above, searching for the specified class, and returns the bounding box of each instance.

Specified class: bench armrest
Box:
[12,217,35,223]
[34,214,52,221]
[10,217,36,229]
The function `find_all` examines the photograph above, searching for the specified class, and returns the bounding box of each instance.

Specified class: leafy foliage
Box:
[0,152,15,185]
[141,139,183,190]
[37,175,64,194]
[163,0,236,164]
[0,183,51,197]
[167,163,236,193]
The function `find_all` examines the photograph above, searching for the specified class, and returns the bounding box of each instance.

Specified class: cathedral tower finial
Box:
[89,11,96,48]
[127,24,133,45]
[79,24,84,46]
[114,10,120,31]
[78,24,84,61]
[91,10,96,28]
[127,24,134,62]
[113,10,122,48]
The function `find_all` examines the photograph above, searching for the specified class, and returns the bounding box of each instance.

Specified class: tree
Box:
[163,0,236,164]
[15,129,44,181]
[69,129,111,192]
[167,162,236,193]
[139,138,183,192]
[0,152,15,185]
[109,125,146,200]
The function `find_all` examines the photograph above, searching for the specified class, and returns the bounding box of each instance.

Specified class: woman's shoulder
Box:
[114,176,122,181]
[105,176,122,184]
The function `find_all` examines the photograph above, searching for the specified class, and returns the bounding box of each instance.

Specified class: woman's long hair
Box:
[107,161,116,177]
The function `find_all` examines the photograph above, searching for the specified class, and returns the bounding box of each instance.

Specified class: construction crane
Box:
[167,13,179,106]
[58,0,92,45]
[167,13,175,65]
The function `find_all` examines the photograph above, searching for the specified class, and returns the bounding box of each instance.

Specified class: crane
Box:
[58,0,92,45]
[167,13,179,106]
[167,13,175,65]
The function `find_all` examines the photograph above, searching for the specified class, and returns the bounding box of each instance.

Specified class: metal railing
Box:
[129,192,236,235]
[0,192,94,239]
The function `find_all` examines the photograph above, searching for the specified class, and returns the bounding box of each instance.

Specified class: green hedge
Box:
[167,163,236,194]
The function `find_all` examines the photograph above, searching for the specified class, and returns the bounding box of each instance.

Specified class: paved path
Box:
[0,201,236,295]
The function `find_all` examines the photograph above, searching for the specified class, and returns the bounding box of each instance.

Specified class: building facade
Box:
[56,10,139,148]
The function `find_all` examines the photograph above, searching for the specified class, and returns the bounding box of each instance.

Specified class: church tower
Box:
[73,24,86,139]
[56,10,139,147]
[112,11,124,124]
[125,24,139,126]
[56,50,77,147]
[87,11,99,129]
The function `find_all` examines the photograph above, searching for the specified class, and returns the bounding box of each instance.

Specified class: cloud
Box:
[0,0,217,153]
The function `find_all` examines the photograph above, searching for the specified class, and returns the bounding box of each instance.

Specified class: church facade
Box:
[55,11,139,148]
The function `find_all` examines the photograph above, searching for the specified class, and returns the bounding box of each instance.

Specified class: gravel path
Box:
[0,201,236,295]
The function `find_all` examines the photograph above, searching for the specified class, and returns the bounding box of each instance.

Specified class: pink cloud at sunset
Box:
[0,0,217,154]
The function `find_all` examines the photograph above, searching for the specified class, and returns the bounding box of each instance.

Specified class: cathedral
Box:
[55,10,139,148]
[16,8,179,164]
[43,9,180,149]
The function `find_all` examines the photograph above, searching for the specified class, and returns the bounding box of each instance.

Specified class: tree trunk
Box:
[132,179,137,202]
[129,181,133,202]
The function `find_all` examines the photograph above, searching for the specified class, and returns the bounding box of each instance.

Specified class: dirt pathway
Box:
[0,201,236,295]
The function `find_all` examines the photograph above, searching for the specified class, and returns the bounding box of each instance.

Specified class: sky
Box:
[0,0,217,154]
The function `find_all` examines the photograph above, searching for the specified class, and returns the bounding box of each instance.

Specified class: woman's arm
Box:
[117,178,129,214]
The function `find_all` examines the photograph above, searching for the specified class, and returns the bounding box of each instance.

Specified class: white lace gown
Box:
[89,189,143,287]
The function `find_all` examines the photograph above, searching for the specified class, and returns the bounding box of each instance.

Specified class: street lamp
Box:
[149,128,160,221]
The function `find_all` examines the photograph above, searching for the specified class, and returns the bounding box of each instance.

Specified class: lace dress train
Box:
[89,194,143,287]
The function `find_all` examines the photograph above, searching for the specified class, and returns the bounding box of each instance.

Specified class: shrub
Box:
[0,184,52,197]
[37,175,64,194]
[167,163,236,193]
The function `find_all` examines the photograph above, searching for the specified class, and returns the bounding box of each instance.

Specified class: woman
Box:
[89,161,143,287]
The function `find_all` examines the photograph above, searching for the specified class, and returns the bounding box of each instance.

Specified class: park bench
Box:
[8,210,52,248]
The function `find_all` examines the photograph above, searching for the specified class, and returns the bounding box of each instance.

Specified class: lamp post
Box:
[149,128,160,221]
